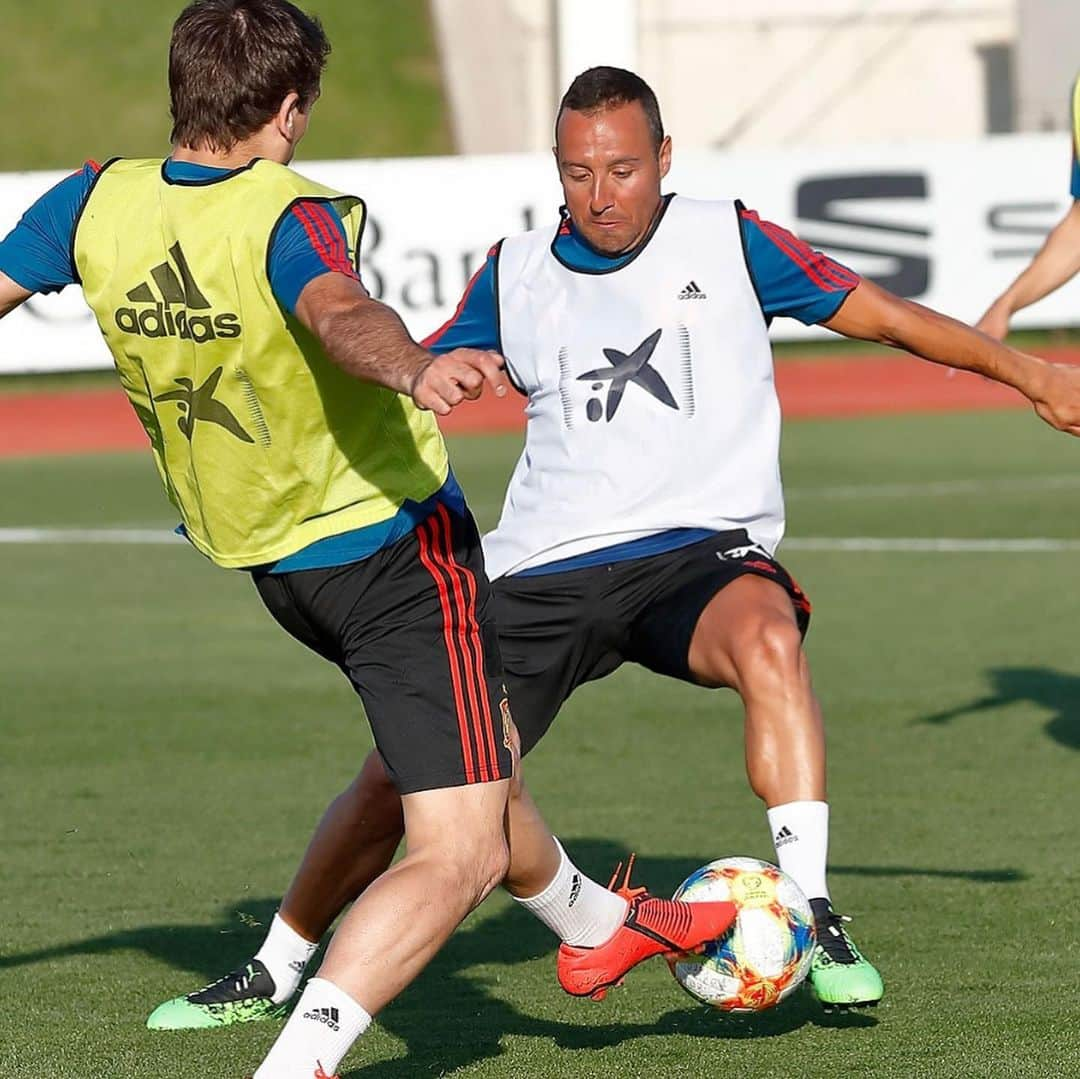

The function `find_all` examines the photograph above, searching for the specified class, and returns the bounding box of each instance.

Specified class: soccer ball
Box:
[667,857,815,1012]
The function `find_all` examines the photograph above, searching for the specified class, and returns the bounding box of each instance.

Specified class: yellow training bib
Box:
[73,158,448,568]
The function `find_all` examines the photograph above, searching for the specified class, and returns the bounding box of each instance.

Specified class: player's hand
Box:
[974,300,1012,342]
[1028,360,1080,435]
[409,349,509,415]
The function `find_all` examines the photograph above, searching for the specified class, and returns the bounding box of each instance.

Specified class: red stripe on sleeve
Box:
[293,203,359,279]
[308,203,357,277]
[421,243,498,349]
[740,207,860,292]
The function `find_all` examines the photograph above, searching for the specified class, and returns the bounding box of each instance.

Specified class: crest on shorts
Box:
[500,695,514,751]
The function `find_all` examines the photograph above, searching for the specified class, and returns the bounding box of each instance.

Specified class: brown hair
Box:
[169,0,330,151]
[558,66,664,152]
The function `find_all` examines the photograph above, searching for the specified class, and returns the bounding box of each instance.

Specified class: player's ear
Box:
[658,135,672,181]
[276,92,302,142]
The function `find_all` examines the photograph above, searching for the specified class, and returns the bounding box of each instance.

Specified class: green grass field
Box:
[2,410,1079,1078]
[0,0,449,171]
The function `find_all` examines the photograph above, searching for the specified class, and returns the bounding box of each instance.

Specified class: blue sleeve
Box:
[0,161,101,293]
[738,204,860,325]
[422,245,500,354]
[1071,77,1080,198]
[268,200,360,315]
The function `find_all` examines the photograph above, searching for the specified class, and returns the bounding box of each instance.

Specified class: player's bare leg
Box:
[280,751,404,944]
[688,573,883,1008]
[253,778,511,1079]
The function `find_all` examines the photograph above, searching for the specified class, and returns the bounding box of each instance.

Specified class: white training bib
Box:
[485,195,783,579]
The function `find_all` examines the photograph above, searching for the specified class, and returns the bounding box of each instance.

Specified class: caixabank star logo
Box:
[114,242,242,343]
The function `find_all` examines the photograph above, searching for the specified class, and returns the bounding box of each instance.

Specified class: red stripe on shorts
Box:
[435,503,502,778]
[427,508,493,783]
[415,517,478,784]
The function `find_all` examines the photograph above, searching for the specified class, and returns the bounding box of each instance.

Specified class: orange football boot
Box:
[556,854,737,1001]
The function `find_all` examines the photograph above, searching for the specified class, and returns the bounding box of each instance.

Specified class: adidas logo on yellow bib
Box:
[114,242,241,343]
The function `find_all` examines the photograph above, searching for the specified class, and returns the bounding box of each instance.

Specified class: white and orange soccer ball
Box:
[667,857,815,1012]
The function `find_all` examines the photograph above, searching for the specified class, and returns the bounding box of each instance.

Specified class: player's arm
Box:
[977,78,1080,340]
[0,270,31,319]
[825,279,1080,435]
[294,273,506,414]
[0,162,100,325]
[975,200,1080,340]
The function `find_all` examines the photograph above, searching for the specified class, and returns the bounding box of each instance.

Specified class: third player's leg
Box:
[279,749,404,943]
[687,573,825,805]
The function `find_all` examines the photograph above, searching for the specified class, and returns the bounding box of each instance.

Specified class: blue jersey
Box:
[425,197,861,576]
[0,159,360,314]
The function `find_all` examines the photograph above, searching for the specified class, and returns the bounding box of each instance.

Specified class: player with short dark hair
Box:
[977,73,1080,339]
[168,0,330,152]
[153,65,1080,1029]
[0,19,740,1079]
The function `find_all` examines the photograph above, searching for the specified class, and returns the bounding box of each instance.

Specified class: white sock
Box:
[253,977,371,1079]
[513,838,628,947]
[767,800,831,903]
[254,912,320,1004]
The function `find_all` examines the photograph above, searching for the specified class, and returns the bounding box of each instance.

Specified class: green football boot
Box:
[808,902,884,1010]
[147,959,287,1030]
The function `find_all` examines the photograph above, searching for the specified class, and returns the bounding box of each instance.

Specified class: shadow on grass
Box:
[4,837,1035,1072]
[919,665,1080,751]
[829,865,1025,883]
[3,842,883,1075]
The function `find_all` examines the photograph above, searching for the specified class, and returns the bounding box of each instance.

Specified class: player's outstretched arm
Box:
[824,278,1080,435]
[295,271,508,415]
[0,270,32,320]
[976,201,1080,340]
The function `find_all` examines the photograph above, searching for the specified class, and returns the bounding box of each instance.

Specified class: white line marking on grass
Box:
[783,537,1080,553]
[785,474,1080,500]
[0,529,1077,554]
[0,527,181,544]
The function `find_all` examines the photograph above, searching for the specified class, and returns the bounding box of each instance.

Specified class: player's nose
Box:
[589,177,614,215]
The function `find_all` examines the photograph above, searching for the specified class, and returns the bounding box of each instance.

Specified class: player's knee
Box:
[732,615,805,690]
[439,830,510,904]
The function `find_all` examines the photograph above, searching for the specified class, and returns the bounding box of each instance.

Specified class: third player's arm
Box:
[975,201,1080,340]
[824,278,1080,435]
[0,270,31,320]
[294,272,507,415]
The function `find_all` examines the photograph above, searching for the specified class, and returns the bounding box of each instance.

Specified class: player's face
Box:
[555,101,671,255]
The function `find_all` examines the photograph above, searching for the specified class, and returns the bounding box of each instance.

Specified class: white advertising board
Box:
[1,133,1078,373]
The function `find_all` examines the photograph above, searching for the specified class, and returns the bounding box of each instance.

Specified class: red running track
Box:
[2,350,1076,458]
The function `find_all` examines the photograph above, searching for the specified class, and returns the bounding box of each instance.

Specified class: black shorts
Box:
[254,505,514,795]
[493,529,811,756]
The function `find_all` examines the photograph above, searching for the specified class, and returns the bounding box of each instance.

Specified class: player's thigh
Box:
[626,531,811,689]
[687,574,807,690]
[492,571,623,757]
